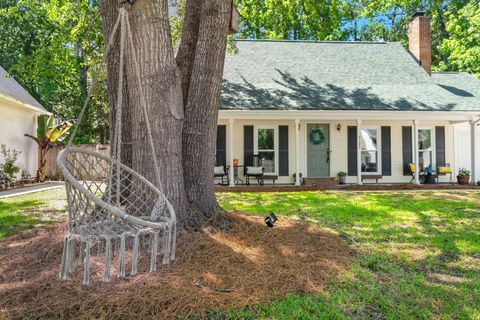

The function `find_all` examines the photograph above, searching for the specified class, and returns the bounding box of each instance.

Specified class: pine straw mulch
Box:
[0,213,350,320]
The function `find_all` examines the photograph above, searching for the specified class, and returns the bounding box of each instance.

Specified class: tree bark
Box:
[100,0,190,230]
[99,0,232,230]
[181,0,231,225]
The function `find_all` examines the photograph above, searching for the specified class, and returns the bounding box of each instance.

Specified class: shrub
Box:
[0,144,21,179]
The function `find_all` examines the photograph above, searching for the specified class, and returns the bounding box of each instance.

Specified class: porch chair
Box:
[214,154,228,186]
[245,155,265,186]
[408,163,426,183]
[437,163,453,183]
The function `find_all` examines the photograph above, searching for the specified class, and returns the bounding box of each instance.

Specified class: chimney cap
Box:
[412,10,427,18]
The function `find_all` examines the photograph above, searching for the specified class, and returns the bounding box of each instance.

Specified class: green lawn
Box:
[2,189,479,319]
[0,189,67,240]
[214,191,480,320]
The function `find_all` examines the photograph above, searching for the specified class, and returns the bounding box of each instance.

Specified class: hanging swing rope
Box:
[57,4,176,285]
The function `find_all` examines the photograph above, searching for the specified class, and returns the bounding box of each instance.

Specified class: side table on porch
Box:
[226,165,244,185]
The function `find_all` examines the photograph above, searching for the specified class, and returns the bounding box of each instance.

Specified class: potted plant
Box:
[338,171,347,184]
[457,168,470,185]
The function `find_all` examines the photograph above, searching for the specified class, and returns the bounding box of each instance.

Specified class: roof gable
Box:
[221,40,480,112]
[0,65,47,113]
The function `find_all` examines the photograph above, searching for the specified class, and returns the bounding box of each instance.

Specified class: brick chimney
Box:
[408,11,431,74]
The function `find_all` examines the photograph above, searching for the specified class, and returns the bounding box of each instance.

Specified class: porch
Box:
[216,110,480,187]
[215,183,480,192]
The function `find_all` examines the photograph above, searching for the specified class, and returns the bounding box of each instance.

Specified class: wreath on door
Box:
[310,127,326,145]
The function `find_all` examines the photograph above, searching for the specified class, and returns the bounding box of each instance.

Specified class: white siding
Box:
[0,97,39,178]
[219,118,457,184]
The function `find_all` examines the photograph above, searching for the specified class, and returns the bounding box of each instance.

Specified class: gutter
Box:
[0,92,51,115]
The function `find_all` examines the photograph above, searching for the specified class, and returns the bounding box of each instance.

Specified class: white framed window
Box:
[254,126,278,174]
[418,128,434,170]
[360,127,381,174]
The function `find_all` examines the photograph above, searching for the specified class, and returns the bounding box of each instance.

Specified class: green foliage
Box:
[438,3,480,77]
[0,144,21,179]
[458,168,470,176]
[0,0,108,144]
[216,191,480,319]
[236,0,347,40]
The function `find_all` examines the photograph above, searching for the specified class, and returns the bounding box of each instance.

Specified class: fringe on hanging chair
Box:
[162,227,170,265]
[59,235,69,280]
[104,238,112,282]
[79,241,85,266]
[150,231,159,272]
[131,234,140,276]
[68,238,76,273]
[170,223,177,261]
[118,234,126,278]
[83,241,91,286]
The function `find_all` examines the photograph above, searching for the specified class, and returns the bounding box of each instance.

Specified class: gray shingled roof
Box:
[0,65,46,112]
[220,40,480,111]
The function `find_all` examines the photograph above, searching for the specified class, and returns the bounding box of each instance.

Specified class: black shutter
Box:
[348,126,357,176]
[381,126,391,176]
[279,125,289,176]
[244,126,254,166]
[216,125,226,166]
[436,126,446,167]
[402,126,413,175]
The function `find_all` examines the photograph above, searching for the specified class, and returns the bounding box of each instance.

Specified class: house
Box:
[216,12,480,185]
[0,65,50,178]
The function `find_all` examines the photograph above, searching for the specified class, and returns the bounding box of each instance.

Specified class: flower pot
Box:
[338,176,347,184]
[233,159,239,167]
[457,175,470,185]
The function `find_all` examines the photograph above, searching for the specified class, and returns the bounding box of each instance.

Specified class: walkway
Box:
[0,182,64,199]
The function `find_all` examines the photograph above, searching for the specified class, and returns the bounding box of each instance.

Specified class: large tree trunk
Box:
[100,0,190,230]
[100,0,231,230]
[179,0,231,226]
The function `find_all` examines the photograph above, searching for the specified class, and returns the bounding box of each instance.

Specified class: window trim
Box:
[417,126,436,170]
[254,125,279,174]
[360,126,382,175]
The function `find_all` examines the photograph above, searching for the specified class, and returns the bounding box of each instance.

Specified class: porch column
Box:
[229,118,235,187]
[295,119,301,186]
[413,120,420,185]
[471,119,478,184]
[357,119,363,185]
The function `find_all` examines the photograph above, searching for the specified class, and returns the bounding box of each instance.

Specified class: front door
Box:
[307,124,330,177]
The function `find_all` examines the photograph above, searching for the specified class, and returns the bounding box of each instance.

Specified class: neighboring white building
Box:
[0,65,50,178]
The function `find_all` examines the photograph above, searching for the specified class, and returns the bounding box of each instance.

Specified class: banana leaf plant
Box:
[25,115,74,182]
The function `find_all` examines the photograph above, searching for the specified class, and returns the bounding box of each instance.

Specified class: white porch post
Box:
[471,119,478,184]
[295,119,301,186]
[413,120,420,185]
[357,119,363,185]
[229,118,235,187]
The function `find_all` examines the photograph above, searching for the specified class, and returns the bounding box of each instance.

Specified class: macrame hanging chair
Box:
[57,6,176,285]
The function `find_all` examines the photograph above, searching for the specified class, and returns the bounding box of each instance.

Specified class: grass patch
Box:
[215,191,480,319]
[0,189,67,240]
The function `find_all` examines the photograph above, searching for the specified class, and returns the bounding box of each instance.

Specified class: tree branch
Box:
[176,0,202,104]
[24,133,41,146]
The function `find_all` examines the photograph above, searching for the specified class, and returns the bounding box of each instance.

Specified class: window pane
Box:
[419,151,432,169]
[258,151,275,173]
[258,129,274,150]
[361,151,378,172]
[360,129,377,151]
[418,129,431,150]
